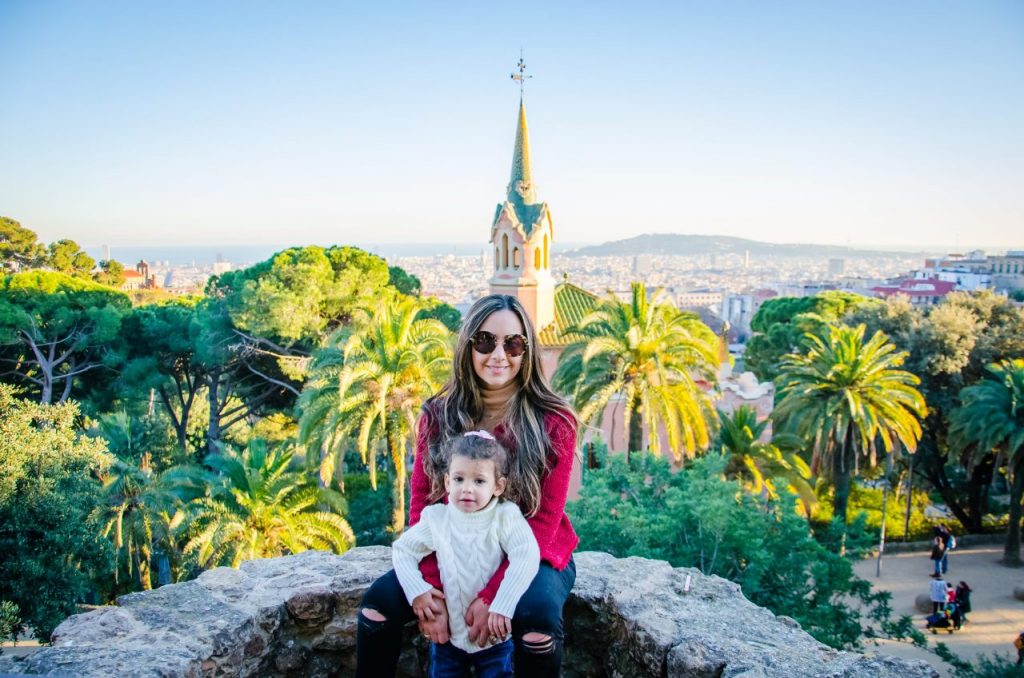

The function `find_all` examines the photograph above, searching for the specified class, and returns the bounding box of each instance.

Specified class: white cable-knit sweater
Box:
[392,497,540,654]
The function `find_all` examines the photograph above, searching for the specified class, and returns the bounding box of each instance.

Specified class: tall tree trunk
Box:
[918,429,974,532]
[207,369,222,456]
[627,404,643,466]
[904,454,914,542]
[876,457,893,577]
[390,430,406,534]
[131,549,152,591]
[966,453,996,533]
[833,430,854,555]
[40,371,53,404]
[159,386,190,452]
[1004,453,1024,566]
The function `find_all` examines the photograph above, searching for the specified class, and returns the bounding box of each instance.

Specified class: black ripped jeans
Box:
[356,557,576,678]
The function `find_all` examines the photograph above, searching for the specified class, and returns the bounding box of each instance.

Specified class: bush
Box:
[813,480,936,543]
[0,601,20,651]
[0,387,115,641]
[568,453,916,649]
[344,473,394,546]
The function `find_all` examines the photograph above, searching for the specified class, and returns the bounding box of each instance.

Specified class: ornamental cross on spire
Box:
[510,53,532,96]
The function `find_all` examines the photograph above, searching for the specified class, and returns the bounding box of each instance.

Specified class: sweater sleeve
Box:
[391,508,439,605]
[409,409,443,590]
[477,411,577,604]
[488,503,541,618]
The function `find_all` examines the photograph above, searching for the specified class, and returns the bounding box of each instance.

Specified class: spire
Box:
[507,97,536,204]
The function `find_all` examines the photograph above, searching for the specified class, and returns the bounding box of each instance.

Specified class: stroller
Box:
[926,602,962,634]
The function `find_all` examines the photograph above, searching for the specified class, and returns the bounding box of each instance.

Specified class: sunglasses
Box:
[470,330,528,358]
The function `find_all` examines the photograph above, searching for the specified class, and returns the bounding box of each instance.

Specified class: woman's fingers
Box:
[427,589,446,614]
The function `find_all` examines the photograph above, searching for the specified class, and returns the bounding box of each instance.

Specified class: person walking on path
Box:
[938,525,955,575]
[930,575,949,614]
[930,530,946,578]
[356,294,580,678]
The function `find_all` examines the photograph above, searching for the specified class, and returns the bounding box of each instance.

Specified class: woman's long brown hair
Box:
[423,294,578,517]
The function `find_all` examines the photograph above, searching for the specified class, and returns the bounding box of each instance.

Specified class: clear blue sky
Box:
[1,1,1022,250]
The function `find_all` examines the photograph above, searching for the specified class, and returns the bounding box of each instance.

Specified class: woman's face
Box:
[472,309,526,390]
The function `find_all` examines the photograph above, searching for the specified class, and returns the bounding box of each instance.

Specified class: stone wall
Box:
[0,547,938,677]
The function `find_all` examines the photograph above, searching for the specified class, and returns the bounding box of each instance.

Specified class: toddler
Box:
[392,431,539,678]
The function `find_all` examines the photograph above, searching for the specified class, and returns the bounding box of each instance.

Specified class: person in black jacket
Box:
[955,581,972,624]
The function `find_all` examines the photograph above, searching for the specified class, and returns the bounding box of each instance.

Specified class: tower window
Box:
[502,233,509,269]
[494,246,499,271]
[513,247,520,269]
[534,248,541,269]
[543,234,549,269]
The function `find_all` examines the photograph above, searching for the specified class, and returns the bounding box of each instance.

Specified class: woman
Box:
[356,294,579,677]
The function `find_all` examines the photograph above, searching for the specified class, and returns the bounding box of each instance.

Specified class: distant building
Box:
[988,251,1024,292]
[102,244,111,263]
[676,288,724,309]
[828,258,845,277]
[632,255,653,276]
[121,260,159,292]
[773,281,837,297]
[489,97,558,336]
[212,261,232,275]
[870,277,956,307]
[721,289,777,342]
[917,249,1023,293]
[917,250,992,291]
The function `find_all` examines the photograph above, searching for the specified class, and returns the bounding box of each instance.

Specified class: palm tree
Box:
[949,359,1024,565]
[553,282,720,462]
[94,453,186,590]
[183,440,354,568]
[717,405,816,516]
[774,324,926,535]
[297,297,451,533]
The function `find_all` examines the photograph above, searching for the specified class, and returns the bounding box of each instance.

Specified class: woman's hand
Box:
[464,597,491,646]
[487,612,512,642]
[416,591,450,645]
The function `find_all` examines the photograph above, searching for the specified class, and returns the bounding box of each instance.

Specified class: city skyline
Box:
[2,1,1022,249]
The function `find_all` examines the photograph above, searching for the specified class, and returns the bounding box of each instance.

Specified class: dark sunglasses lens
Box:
[472,331,497,354]
[504,335,527,357]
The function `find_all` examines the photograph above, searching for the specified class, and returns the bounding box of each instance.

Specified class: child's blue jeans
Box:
[430,638,513,678]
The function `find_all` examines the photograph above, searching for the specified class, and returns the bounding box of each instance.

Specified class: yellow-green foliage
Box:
[813,481,935,542]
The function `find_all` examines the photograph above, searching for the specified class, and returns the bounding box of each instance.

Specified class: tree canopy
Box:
[0,216,45,270]
[745,291,880,380]
[774,324,926,533]
[0,271,130,403]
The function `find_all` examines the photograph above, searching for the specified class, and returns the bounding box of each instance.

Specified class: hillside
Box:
[565,233,909,258]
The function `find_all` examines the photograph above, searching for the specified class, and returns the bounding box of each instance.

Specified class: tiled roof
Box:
[537,282,599,347]
[494,200,547,238]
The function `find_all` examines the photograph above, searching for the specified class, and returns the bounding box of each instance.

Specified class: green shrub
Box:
[0,600,20,650]
[344,473,395,546]
[568,453,915,649]
[814,481,935,542]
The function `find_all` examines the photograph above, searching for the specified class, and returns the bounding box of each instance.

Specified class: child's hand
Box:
[486,612,511,642]
[412,588,445,622]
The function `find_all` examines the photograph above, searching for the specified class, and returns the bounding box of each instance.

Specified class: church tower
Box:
[489,66,555,332]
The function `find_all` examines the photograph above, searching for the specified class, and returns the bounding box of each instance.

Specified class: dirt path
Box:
[854,544,1024,676]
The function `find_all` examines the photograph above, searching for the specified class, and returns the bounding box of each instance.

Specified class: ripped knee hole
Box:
[360,608,386,622]
[520,632,555,654]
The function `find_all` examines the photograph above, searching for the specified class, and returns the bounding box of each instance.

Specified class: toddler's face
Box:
[445,455,506,513]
